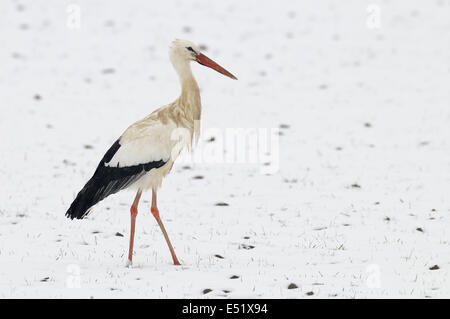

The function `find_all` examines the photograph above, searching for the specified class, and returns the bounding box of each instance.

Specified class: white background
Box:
[0,0,449,298]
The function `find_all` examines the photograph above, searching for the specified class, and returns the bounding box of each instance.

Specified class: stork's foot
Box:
[173,258,181,266]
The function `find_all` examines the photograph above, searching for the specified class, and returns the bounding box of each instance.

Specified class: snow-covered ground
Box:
[0,0,449,298]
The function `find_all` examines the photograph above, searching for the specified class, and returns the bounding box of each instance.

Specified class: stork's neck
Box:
[180,70,200,104]
[172,59,200,108]
[169,55,202,146]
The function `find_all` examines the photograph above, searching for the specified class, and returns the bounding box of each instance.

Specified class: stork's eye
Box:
[186,46,196,54]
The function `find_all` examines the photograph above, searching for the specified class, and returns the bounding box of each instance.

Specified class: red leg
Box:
[151,189,181,265]
[127,189,142,266]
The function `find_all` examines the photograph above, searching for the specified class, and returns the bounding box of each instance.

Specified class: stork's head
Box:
[170,39,237,80]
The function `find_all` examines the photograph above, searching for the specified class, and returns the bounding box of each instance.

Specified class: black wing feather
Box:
[66,139,166,220]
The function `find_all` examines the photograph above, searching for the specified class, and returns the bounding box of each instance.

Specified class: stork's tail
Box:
[65,178,103,220]
[65,139,168,220]
[65,170,140,220]
[65,162,167,219]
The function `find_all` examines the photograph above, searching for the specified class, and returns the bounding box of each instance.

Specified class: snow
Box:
[0,0,449,298]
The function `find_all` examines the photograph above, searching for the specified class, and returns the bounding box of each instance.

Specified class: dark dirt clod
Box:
[215,202,229,206]
[214,254,224,259]
[279,124,290,129]
[115,232,124,237]
[287,283,298,289]
[351,183,361,188]
[230,275,240,279]
[429,265,440,270]
[416,227,424,232]
[193,175,204,179]
[364,122,372,127]
[202,289,212,294]
[206,136,215,142]
[384,217,391,221]
[239,244,255,250]
[40,277,50,282]
[34,94,41,100]
[306,291,314,296]
[84,144,94,149]
[102,68,115,74]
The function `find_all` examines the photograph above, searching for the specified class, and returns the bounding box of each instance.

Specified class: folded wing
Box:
[65,138,167,219]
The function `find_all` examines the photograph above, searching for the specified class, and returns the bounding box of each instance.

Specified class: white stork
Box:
[66,39,237,266]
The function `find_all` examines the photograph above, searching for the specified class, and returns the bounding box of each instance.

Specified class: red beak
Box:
[196,53,238,80]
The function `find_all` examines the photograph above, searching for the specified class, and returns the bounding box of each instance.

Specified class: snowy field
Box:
[0,0,449,298]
